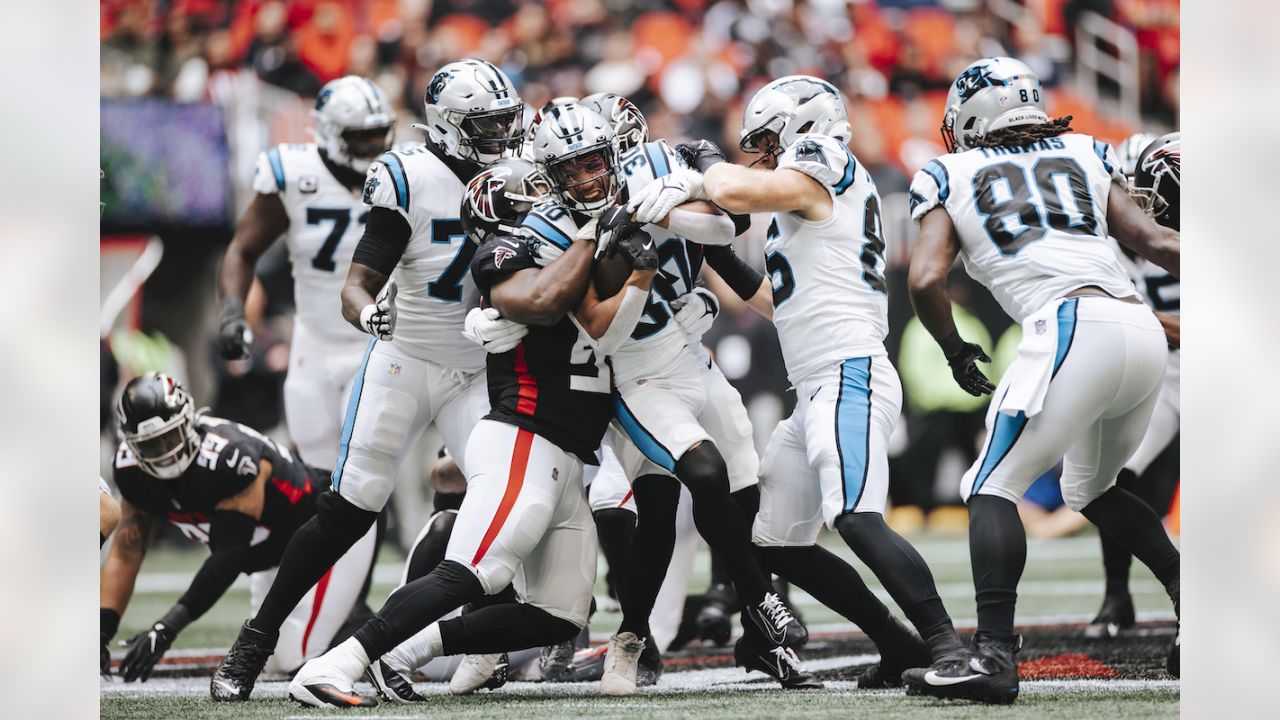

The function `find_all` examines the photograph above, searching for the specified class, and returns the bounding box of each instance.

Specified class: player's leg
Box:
[289,420,565,707]
[817,357,964,662]
[649,490,698,654]
[1089,351,1179,638]
[615,374,796,645]
[588,443,638,615]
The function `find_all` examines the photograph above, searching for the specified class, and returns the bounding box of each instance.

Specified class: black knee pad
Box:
[315,490,379,545]
[732,484,760,520]
[592,506,637,535]
[674,443,730,497]
[403,510,457,583]
[433,490,465,512]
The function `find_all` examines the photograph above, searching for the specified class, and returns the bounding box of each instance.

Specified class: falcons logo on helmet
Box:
[1141,144,1180,183]
[467,166,512,223]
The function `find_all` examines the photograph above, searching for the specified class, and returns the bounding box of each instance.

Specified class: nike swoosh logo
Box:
[642,240,653,250]
[211,678,239,696]
[809,386,822,402]
[923,670,984,686]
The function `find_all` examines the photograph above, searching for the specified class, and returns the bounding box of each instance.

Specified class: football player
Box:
[1087,132,1181,640]
[628,75,966,687]
[100,477,120,548]
[284,106,658,708]
[217,75,396,474]
[211,59,526,702]
[99,374,378,681]
[516,103,810,692]
[901,58,1180,702]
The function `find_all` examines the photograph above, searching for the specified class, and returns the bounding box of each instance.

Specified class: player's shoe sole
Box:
[365,659,423,703]
[733,635,823,690]
[288,683,377,708]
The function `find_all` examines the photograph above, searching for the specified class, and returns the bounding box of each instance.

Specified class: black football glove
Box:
[942,335,995,396]
[675,139,727,174]
[217,298,252,360]
[595,204,643,259]
[119,605,190,682]
[611,222,658,271]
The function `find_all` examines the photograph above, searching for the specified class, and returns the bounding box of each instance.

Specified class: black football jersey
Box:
[470,234,614,463]
[113,415,318,552]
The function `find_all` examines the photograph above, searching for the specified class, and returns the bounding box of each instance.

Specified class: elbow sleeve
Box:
[704,245,764,300]
[351,207,411,276]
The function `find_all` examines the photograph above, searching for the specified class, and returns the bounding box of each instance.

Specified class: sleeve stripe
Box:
[833,147,857,195]
[923,160,950,203]
[908,190,927,213]
[1093,139,1114,174]
[380,152,411,212]
[523,214,572,250]
[644,142,670,178]
[267,148,286,191]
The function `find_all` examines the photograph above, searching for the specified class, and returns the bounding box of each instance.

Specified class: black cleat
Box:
[857,618,932,689]
[211,620,276,702]
[744,591,808,648]
[903,635,1020,705]
[637,636,663,687]
[1167,597,1180,678]
[1085,593,1136,639]
[540,640,576,683]
[733,633,823,690]
[365,658,423,703]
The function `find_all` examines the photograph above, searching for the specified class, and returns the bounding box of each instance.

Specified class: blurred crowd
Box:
[100,0,1180,537]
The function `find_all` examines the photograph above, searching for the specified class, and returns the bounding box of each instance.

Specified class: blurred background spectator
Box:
[101,0,1179,540]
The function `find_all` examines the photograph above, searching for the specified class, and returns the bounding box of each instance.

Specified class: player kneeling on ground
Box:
[286,105,658,708]
[100,374,379,682]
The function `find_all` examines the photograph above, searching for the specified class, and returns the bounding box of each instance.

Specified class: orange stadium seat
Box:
[431,13,490,55]
[902,8,957,77]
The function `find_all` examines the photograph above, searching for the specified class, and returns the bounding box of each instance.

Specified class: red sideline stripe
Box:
[617,489,634,508]
[472,428,534,566]
[300,568,333,658]
[514,345,538,415]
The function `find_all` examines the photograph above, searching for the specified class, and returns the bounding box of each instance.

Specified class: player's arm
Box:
[100,499,156,675]
[575,268,657,354]
[119,461,269,682]
[702,244,773,319]
[703,163,832,221]
[100,490,121,547]
[907,207,995,396]
[1156,311,1180,348]
[488,238,596,326]
[650,199,736,246]
[341,207,408,337]
[1106,183,1179,278]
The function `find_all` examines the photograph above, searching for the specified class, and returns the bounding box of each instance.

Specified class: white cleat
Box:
[600,632,645,696]
[287,639,376,708]
[449,653,508,695]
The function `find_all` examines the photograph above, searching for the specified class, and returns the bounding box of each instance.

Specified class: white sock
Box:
[386,622,444,673]
[331,637,372,681]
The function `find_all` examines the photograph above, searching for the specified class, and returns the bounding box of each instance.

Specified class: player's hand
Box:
[217,300,253,360]
[671,287,720,340]
[944,341,995,396]
[627,168,707,225]
[614,227,658,271]
[675,140,727,174]
[119,620,179,682]
[360,279,398,341]
[595,205,642,259]
[464,307,528,354]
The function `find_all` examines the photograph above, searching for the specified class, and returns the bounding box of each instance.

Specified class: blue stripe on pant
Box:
[332,338,378,491]
[613,394,677,472]
[835,358,873,513]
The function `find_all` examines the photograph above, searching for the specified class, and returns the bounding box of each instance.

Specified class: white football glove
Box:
[360,278,398,341]
[626,168,707,225]
[670,287,719,340]
[463,307,528,354]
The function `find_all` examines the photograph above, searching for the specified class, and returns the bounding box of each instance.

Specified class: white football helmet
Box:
[312,76,397,174]
[527,104,622,216]
[417,59,524,163]
[521,96,580,161]
[942,57,1050,152]
[1115,132,1157,180]
[739,75,851,158]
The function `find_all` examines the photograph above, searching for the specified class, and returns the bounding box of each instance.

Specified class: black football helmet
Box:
[1130,131,1180,230]
[116,373,200,479]
[581,92,649,154]
[461,158,551,245]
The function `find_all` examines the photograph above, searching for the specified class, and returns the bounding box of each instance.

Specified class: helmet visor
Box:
[460,107,524,156]
[547,148,618,207]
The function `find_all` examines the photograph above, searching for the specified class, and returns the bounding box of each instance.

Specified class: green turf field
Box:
[102,529,1179,719]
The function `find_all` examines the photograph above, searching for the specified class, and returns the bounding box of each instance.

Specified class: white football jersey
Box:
[764,134,889,385]
[363,144,485,371]
[519,140,701,382]
[909,133,1138,323]
[251,143,369,345]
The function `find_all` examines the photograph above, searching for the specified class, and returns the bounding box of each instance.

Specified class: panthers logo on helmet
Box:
[954,64,1004,103]
[428,71,452,104]
[466,165,512,223]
